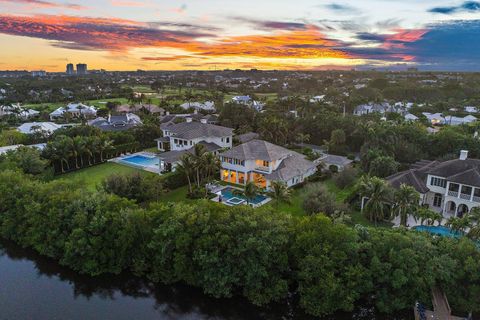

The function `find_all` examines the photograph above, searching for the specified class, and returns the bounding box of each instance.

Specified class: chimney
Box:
[460,150,468,160]
[194,109,198,115]
[186,117,193,123]
[200,118,207,124]
[108,113,111,123]
[166,111,170,116]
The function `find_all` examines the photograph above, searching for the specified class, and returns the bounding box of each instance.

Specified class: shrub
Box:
[101,172,164,203]
[332,167,358,189]
[302,183,348,216]
[329,164,339,173]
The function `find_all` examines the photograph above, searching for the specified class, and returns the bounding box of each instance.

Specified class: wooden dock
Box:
[414,287,467,320]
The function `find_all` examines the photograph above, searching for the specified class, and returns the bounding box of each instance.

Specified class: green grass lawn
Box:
[159,185,193,203]
[266,188,306,216]
[54,162,152,191]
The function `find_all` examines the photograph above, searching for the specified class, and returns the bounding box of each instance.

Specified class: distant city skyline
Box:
[0,0,478,71]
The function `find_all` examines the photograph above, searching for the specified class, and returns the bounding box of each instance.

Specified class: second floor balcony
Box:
[254,165,270,173]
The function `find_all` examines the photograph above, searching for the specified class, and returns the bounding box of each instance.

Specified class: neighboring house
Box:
[386,150,480,220]
[159,111,218,127]
[354,101,412,117]
[180,101,216,112]
[236,132,260,144]
[158,141,224,173]
[0,104,39,119]
[156,118,233,152]
[219,139,317,190]
[404,113,419,121]
[464,106,478,113]
[116,104,165,115]
[88,113,142,131]
[231,95,265,111]
[422,113,477,126]
[319,154,353,172]
[17,122,62,134]
[444,115,477,126]
[422,112,445,125]
[50,103,97,120]
[0,143,46,155]
[309,95,325,103]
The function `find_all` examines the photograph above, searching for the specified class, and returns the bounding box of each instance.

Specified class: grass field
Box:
[54,162,152,191]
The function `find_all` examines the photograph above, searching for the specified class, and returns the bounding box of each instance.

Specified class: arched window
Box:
[433,193,442,207]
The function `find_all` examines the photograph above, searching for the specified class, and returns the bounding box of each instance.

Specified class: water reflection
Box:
[0,238,411,320]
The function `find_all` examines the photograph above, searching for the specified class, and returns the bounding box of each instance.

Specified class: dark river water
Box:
[0,238,413,320]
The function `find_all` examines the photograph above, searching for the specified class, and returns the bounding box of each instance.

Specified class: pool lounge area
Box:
[112,152,161,174]
[210,185,271,208]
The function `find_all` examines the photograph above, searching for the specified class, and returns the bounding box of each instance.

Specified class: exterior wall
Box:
[169,135,232,151]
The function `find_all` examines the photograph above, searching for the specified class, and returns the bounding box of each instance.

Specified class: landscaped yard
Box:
[54,162,152,191]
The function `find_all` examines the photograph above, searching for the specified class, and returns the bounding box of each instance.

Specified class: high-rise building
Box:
[76,63,88,75]
[66,63,74,75]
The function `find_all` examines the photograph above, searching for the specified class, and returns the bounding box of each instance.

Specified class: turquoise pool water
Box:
[120,155,159,168]
[413,225,463,238]
[220,187,268,206]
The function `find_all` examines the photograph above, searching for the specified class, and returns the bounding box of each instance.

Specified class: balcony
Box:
[460,193,472,201]
[473,196,480,203]
[255,166,270,173]
[447,191,458,197]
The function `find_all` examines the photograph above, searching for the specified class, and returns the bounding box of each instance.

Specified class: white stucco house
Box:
[50,103,97,120]
[219,139,317,190]
[17,122,62,135]
[387,150,480,221]
[155,119,234,173]
[180,101,216,112]
[231,95,265,111]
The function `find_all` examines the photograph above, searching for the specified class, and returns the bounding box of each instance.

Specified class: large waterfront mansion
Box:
[219,139,317,190]
[387,150,480,218]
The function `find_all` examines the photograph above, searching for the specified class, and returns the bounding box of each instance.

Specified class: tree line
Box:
[0,169,479,317]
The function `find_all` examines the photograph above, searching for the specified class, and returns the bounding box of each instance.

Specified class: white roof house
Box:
[0,104,39,119]
[465,106,478,113]
[422,112,445,125]
[50,103,97,120]
[404,113,419,121]
[231,96,265,111]
[180,101,216,111]
[17,122,62,134]
[422,113,477,126]
[309,95,325,103]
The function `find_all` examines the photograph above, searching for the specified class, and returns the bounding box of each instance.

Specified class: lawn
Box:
[266,188,306,216]
[54,162,152,191]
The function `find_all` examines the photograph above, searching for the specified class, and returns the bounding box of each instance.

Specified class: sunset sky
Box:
[0,0,479,71]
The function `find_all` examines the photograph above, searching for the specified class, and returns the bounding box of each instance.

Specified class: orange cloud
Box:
[0,0,86,10]
[187,26,349,59]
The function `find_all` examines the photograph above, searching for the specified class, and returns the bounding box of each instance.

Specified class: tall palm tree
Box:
[393,184,420,227]
[191,144,207,187]
[268,181,291,207]
[71,136,84,169]
[98,138,114,162]
[357,175,392,226]
[177,155,195,193]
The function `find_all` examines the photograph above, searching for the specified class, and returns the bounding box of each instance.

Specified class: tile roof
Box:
[162,121,233,140]
[220,139,294,162]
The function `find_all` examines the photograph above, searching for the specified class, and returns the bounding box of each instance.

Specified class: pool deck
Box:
[208,184,272,208]
[110,152,161,174]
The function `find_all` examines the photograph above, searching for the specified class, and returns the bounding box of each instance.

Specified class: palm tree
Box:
[71,136,84,169]
[393,184,420,227]
[446,216,470,234]
[191,144,207,187]
[177,155,195,193]
[234,182,260,205]
[98,138,114,162]
[357,175,392,226]
[268,181,291,207]
[201,152,221,195]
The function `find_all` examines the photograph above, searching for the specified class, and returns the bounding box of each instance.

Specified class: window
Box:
[461,185,473,196]
[433,193,442,207]
[430,177,446,188]
[449,183,460,192]
[226,137,230,143]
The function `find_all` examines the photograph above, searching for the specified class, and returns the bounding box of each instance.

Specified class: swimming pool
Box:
[119,154,160,168]
[219,187,269,206]
[413,225,463,238]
